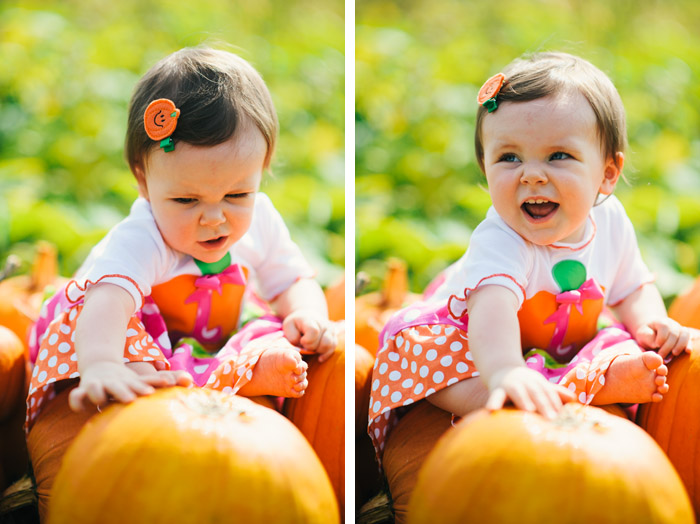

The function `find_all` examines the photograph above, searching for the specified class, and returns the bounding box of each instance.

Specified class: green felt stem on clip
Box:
[483,98,498,113]
[160,137,174,152]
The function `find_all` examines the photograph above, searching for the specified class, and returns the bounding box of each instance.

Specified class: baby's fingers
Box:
[554,384,576,403]
[657,331,679,359]
[156,370,194,387]
[300,323,322,350]
[316,329,337,363]
[68,385,90,412]
[672,329,691,357]
[485,388,508,411]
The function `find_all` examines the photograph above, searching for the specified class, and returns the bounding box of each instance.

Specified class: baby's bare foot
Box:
[592,351,668,405]
[237,347,308,398]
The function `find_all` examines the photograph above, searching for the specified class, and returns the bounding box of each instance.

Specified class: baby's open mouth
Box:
[200,236,227,248]
[522,199,559,219]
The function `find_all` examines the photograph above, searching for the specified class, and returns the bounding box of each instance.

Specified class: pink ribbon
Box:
[185,264,247,342]
[544,278,603,356]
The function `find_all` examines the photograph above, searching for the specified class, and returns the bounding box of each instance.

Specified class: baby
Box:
[369,51,691,459]
[27,47,336,425]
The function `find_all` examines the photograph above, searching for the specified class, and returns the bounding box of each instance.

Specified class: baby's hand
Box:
[282,309,337,362]
[68,361,192,412]
[486,366,575,419]
[635,318,692,359]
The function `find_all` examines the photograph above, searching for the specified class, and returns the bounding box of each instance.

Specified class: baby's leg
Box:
[591,350,668,405]
[426,376,489,417]
[237,346,308,398]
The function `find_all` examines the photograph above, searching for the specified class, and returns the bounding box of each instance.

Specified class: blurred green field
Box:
[0,0,344,284]
[356,0,700,303]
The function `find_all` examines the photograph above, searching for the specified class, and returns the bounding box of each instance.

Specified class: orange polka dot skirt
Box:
[369,321,639,463]
[27,289,295,432]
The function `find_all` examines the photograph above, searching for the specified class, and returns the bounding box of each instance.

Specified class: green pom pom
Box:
[552,260,586,292]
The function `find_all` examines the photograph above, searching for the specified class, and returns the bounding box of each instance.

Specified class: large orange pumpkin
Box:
[408,404,693,524]
[637,341,700,519]
[356,259,420,354]
[0,243,65,354]
[48,387,339,524]
[285,325,345,520]
[0,326,27,422]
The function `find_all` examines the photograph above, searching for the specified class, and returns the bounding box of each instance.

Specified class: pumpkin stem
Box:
[383,258,408,308]
[30,242,58,292]
[0,254,21,282]
[355,272,370,295]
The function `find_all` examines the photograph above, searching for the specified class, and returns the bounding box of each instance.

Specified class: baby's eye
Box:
[225,193,251,199]
[550,151,571,161]
[172,197,196,204]
[498,153,520,163]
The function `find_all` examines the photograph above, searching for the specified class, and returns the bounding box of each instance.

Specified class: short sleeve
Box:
[440,211,531,318]
[66,199,175,310]
[248,194,315,301]
[603,197,655,305]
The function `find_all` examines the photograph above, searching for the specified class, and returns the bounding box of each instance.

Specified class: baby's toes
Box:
[293,359,308,375]
[292,377,308,394]
[641,351,663,371]
[657,382,670,395]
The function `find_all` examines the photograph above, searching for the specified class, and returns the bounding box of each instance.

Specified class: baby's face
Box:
[137,129,266,263]
[480,92,621,246]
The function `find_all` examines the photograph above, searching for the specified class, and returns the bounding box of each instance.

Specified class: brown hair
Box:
[125,46,278,175]
[474,52,627,172]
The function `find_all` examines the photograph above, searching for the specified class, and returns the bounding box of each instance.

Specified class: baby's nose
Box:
[520,163,548,184]
[200,206,226,226]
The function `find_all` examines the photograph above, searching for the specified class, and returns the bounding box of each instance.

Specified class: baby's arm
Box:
[69,283,186,411]
[272,278,336,362]
[613,283,691,359]
[467,285,574,418]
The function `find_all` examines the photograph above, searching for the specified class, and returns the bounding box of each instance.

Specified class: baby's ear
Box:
[133,163,150,200]
[599,152,624,195]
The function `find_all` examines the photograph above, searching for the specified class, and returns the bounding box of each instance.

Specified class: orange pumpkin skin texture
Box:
[638,342,700,519]
[407,404,694,524]
[0,326,27,422]
[285,331,345,520]
[668,278,700,329]
[48,388,339,524]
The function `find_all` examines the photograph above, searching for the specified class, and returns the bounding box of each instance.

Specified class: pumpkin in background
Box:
[408,404,693,524]
[0,326,31,492]
[638,340,700,520]
[668,277,700,329]
[0,326,27,422]
[48,387,338,524]
[325,275,345,321]
[354,343,382,510]
[0,242,65,354]
[285,323,345,520]
[355,259,420,355]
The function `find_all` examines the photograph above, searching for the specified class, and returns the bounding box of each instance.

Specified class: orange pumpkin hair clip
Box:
[477,73,506,113]
[144,98,181,152]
